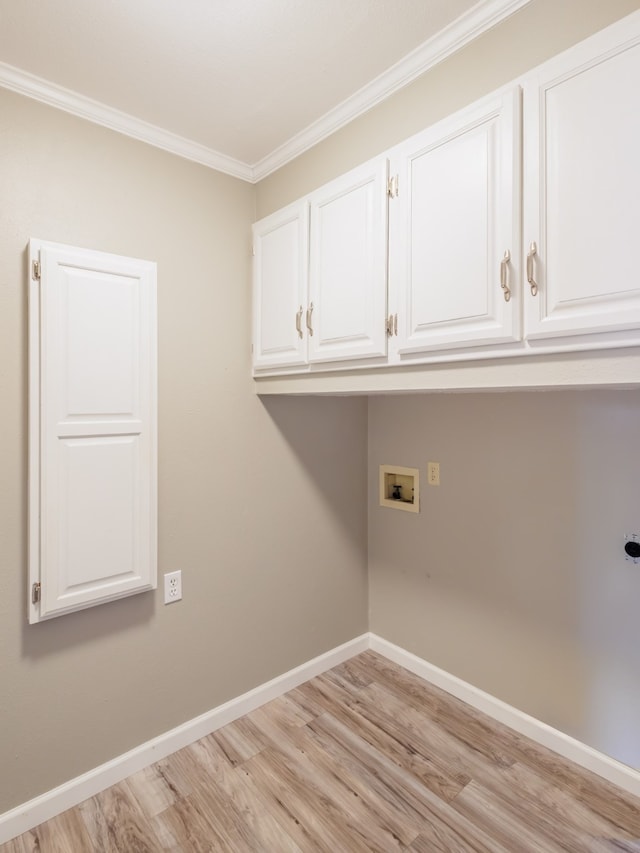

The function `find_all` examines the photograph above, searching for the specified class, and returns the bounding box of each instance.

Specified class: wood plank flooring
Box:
[3,651,640,852]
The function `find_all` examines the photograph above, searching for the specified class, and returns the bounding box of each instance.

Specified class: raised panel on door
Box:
[308,157,388,363]
[253,201,309,370]
[29,240,157,622]
[524,16,640,340]
[391,88,521,354]
[60,436,139,588]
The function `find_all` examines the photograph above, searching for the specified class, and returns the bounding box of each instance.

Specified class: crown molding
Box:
[251,0,532,180]
[0,61,253,182]
[0,0,531,184]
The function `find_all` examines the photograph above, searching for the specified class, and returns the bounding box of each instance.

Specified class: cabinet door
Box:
[391,88,521,355]
[524,16,640,340]
[253,201,309,370]
[308,158,389,363]
[29,240,157,622]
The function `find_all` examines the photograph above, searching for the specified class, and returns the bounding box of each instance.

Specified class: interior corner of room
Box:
[2,0,640,843]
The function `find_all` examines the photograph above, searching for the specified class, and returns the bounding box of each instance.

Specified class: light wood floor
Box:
[3,651,640,852]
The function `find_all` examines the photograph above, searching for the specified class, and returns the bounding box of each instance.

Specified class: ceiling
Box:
[0,0,528,180]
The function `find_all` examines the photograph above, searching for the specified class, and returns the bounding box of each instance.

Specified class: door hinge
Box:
[32,260,41,281]
[387,175,399,198]
[32,582,41,604]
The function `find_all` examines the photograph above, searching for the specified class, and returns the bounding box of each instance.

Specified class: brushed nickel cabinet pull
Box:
[306,303,314,336]
[527,242,538,296]
[394,313,398,336]
[500,250,511,303]
[295,306,303,339]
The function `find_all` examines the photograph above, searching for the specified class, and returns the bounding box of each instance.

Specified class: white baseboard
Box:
[0,633,369,845]
[369,633,640,799]
[3,630,640,845]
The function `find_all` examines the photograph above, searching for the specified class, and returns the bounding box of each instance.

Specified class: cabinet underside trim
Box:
[253,348,640,395]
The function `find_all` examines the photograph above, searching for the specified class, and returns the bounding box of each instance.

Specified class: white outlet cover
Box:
[427,461,440,486]
[163,570,182,604]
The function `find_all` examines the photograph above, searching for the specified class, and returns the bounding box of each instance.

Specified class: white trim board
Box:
[0,634,369,845]
[369,634,640,800]
[3,631,640,844]
[0,62,253,182]
[0,0,531,183]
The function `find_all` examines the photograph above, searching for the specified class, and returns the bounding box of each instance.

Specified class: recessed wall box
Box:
[379,465,419,513]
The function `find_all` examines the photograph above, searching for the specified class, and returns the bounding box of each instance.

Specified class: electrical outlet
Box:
[164,570,182,604]
[427,461,440,486]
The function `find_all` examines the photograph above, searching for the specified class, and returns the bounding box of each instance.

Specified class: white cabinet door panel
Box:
[61,436,138,589]
[63,268,137,413]
[253,202,308,370]
[524,22,640,339]
[391,88,521,354]
[29,240,157,622]
[408,129,490,323]
[308,158,388,362]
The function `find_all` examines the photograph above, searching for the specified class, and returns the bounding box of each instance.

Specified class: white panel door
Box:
[390,88,521,354]
[29,240,157,622]
[524,18,640,340]
[308,157,389,363]
[253,201,309,371]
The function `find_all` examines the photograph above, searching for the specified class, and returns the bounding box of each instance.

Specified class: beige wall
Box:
[0,89,367,814]
[255,0,640,769]
[368,390,640,766]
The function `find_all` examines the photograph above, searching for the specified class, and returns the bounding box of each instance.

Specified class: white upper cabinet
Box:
[523,17,640,341]
[252,11,640,387]
[252,201,309,370]
[29,240,157,623]
[389,87,521,355]
[308,157,389,363]
[253,157,389,372]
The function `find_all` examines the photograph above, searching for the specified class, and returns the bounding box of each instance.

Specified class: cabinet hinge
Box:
[32,582,41,604]
[32,260,41,281]
[387,175,399,198]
